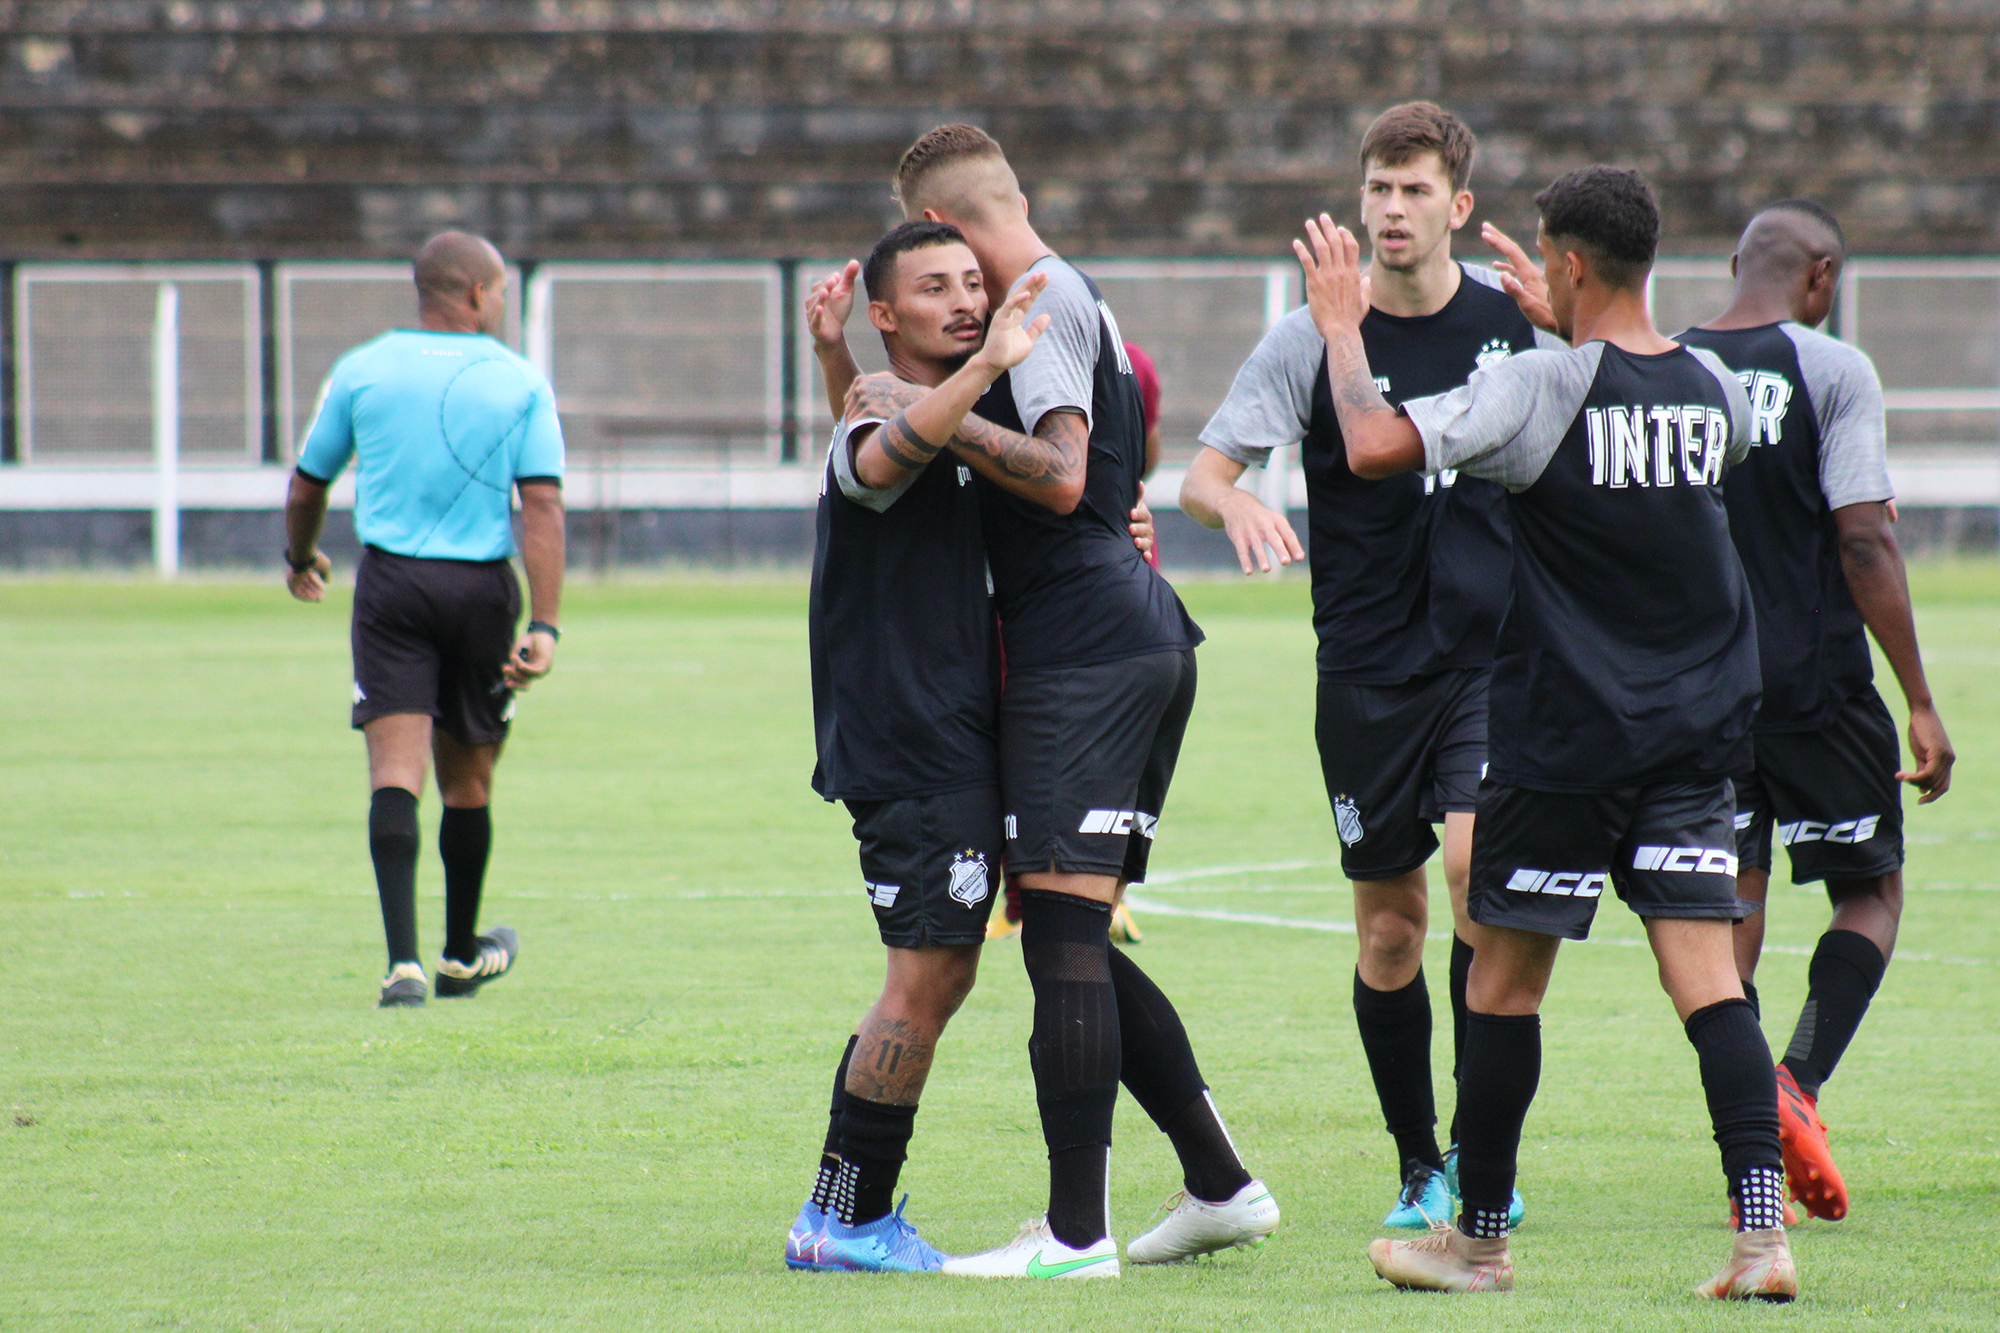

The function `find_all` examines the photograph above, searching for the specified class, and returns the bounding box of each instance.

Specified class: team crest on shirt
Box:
[1474,338,1515,369]
[1333,795,1364,847]
[947,849,991,907]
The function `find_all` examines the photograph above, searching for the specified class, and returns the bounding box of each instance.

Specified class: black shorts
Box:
[351,547,521,746]
[1735,687,1904,884]
[1469,778,1755,941]
[845,786,1003,949]
[1316,668,1488,881]
[1000,648,1196,883]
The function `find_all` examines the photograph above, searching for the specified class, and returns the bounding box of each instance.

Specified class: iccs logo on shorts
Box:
[866,882,901,908]
[947,850,990,908]
[1778,816,1880,847]
[1333,795,1364,847]
[353,683,367,704]
[1505,869,1607,898]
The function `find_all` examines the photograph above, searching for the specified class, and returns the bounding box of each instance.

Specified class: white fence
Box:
[2,256,1996,572]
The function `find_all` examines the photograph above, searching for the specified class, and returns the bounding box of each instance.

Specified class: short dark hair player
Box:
[284,230,565,1008]
[1183,101,1557,1230]
[1302,167,1798,1300]
[1680,200,1953,1223]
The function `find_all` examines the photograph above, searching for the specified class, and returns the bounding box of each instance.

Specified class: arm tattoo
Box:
[1325,333,1393,427]
[952,409,1087,484]
[875,411,943,472]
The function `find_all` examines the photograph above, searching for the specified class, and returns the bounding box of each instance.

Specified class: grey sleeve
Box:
[1784,324,1894,508]
[1196,306,1320,469]
[828,416,916,513]
[1402,345,1603,490]
[1006,259,1099,436]
[1531,328,1569,352]
[1685,347,1756,465]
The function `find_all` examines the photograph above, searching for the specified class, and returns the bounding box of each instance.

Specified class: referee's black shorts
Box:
[1734,686,1904,885]
[1469,776,1756,941]
[1000,648,1196,883]
[351,546,521,746]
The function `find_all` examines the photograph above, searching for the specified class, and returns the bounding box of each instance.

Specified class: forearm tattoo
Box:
[953,409,1087,484]
[1325,331,1393,428]
[875,411,944,472]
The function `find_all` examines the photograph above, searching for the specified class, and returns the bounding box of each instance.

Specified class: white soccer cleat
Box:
[940,1218,1120,1279]
[1125,1179,1280,1264]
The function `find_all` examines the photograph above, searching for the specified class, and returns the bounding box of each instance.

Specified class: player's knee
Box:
[1358,910,1426,969]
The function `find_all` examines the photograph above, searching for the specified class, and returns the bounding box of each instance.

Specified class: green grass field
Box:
[4,566,1997,1331]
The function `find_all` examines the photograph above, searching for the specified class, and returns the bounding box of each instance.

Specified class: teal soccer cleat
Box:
[1442,1145,1526,1228]
[784,1200,833,1271]
[816,1197,946,1272]
[1383,1159,1453,1229]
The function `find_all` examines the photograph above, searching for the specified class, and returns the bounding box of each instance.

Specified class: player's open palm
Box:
[1295,214,1367,337]
[975,272,1052,374]
[805,261,859,347]
[1482,222,1559,336]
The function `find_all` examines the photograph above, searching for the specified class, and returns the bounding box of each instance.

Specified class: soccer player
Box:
[847,124,1277,1279]
[786,220,1055,1273]
[1679,201,1954,1221]
[283,230,564,1009]
[1298,167,1799,1300]
[1182,102,1555,1228]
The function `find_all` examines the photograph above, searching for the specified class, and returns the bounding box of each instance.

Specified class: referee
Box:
[283,230,566,1009]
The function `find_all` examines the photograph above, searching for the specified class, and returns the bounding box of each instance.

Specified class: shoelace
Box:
[1406,1221,1457,1253]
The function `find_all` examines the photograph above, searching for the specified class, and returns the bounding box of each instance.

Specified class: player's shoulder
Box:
[1779,322,1881,385]
[1456,261,1516,302]
[1025,255,1101,316]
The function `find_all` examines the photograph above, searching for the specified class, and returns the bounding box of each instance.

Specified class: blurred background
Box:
[1,0,1995,571]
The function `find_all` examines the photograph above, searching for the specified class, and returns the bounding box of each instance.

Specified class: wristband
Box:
[527,619,562,642]
[284,549,317,574]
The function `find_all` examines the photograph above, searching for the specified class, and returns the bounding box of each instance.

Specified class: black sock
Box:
[1741,978,1760,1020]
[809,1035,858,1212]
[834,1095,918,1226]
[1455,1011,1540,1238]
[1781,929,1887,1098]
[1448,935,1473,1147]
[1104,946,1251,1202]
[368,787,420,967]
[438,805,492,965]
[1020,890,1118,1249]
[1685,997,1785,1230]
[1353,969,1443,1173]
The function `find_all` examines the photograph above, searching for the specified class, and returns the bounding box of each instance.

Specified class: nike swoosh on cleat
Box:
[1025,1251,1116,1278]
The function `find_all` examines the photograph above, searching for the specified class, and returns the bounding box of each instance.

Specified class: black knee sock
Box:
[1447,935,1473,1147]
[834,1095,919,1226]
[438,805,492,965]
[1020,890,1119,1249]
[809,1035,858,1212]
[368,787,420,967]
[1455,1011,1540,1238]
[1781,929,1887,1099]
[1741,977,1760,1020]
[1106,947,1250,1202]
[1353,969,1443,1174]
[1686,998,1786,1230]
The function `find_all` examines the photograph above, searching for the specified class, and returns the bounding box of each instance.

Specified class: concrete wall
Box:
[0,2,1995,261]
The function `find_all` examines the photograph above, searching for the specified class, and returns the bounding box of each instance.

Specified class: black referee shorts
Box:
[1734,687,1904,885]
[1000,648,1196,883]
[1469,777,1755,941]
[1316,667,1488,881]
[846,786,1003,949]
[351,547,521,746]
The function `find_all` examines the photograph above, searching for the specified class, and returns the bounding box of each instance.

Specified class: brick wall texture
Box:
[0,2,1994,259]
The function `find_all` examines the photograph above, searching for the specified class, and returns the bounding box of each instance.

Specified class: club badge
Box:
[1334,795,1364,847]
[948,849,991,907]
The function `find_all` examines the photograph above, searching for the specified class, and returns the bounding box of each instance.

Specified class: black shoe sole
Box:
[377,979,427,1008]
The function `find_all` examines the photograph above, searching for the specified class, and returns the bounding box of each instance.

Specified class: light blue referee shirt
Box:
[297,329,565,562]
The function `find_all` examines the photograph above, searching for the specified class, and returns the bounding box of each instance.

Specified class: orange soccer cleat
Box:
[1775,1065,1848,1220]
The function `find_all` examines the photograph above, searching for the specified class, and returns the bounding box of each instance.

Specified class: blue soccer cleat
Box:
[1442,1145,1526,1228]
[784,1200,834,1271]
[816,1196,947,1272]
[1383,1159,1453,1229]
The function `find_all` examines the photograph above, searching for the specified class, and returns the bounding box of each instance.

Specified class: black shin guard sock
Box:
[810,1035,858,1211]
[1020,890,1118,1249]
[1781,929,1887,1098]
[368,787,421,967]
[1448,935,1473,1147]
[1741,978,1760,1020]
[1353,969,1443,1173]
[1104,947,1251,1202]
[1048,1144,1110,1251]
[1686,997,1785,1229]
[438,805,493,965]
[1456,1012,1541,1238]
[835,1095,918,1226]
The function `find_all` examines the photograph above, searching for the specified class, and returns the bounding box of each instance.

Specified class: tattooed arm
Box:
[845,373,1088,514]
[848,275,1053,490]
[1293,213,1425,479]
